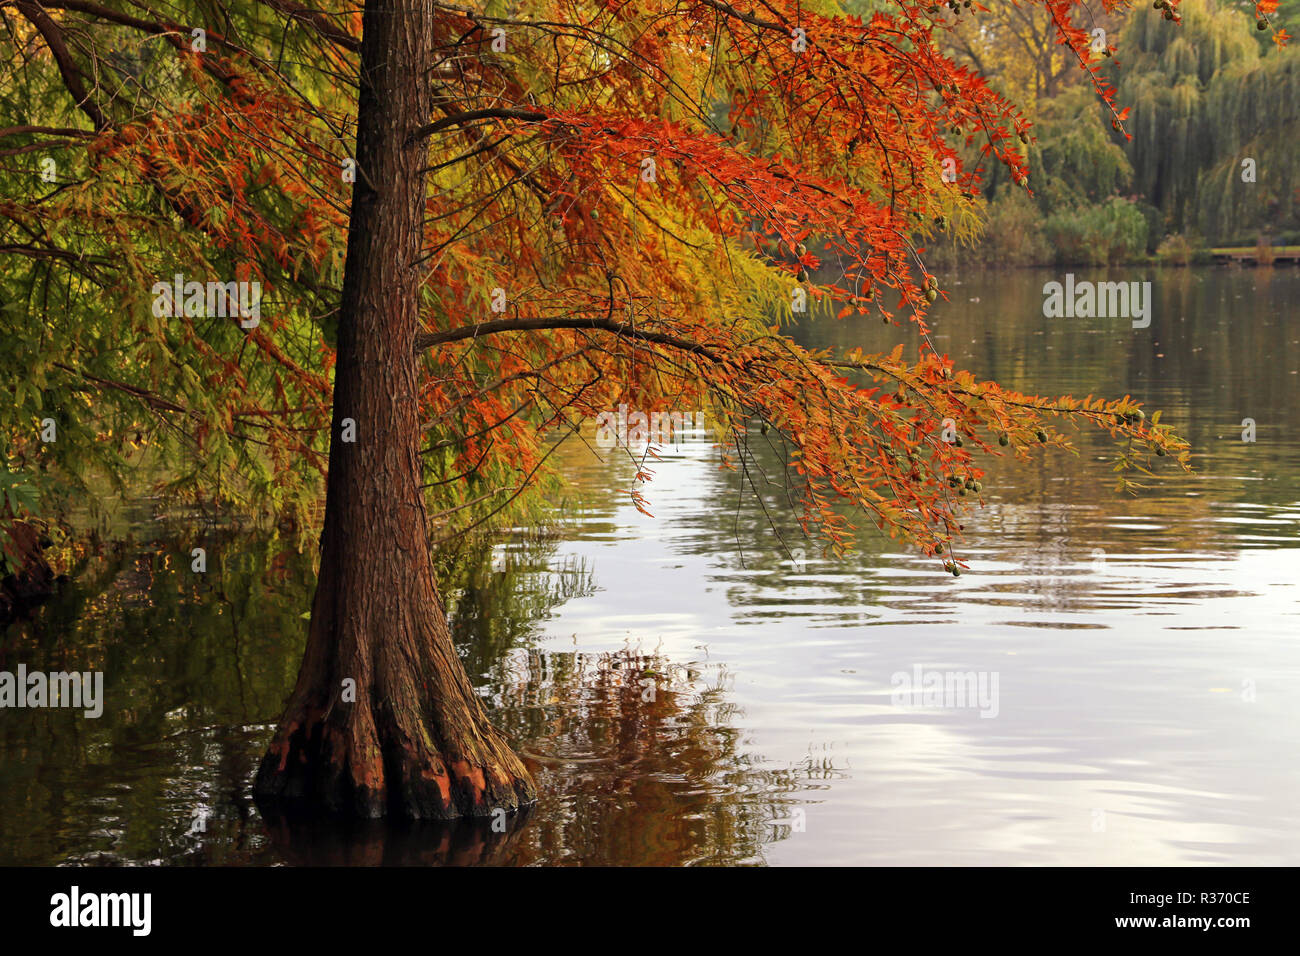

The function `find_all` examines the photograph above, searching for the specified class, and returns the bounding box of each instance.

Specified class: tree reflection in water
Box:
[489,648,815,866]
[258,648,819,865]
[1,524,822,865]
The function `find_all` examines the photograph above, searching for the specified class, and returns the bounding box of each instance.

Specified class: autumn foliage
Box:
[2,0,1206,573]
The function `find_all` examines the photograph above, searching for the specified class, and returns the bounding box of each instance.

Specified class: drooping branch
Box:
[53,361,190,415]
[14,0,109,131]
[21,0,255,97]
[256,0,360,51]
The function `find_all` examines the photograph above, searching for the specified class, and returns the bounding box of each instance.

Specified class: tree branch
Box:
[408,107,548,144]
[256,0,359,51]
[413,316,718,361]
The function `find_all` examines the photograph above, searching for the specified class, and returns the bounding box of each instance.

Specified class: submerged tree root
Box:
[254,695,537,820]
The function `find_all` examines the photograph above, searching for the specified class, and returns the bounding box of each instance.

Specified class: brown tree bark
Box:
[254,0,536,819]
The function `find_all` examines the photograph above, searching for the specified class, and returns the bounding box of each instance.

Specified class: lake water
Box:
[2,266,1297,865]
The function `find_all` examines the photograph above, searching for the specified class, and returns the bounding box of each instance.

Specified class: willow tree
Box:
[1114,0,1286,235]
[3,0,1194,819]
[1195,45,1300,238]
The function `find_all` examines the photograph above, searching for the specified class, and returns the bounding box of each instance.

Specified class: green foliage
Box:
[1195,48,1300,237]
[939,0,1300,257]
[1042,197,1150,265]
[0,465,40,517]
[927,87,1139,267]
[981,192,1053,265]
[1027,87,1136,210]
[1123,0,1259,83]
[928,193,1146,269]
[1115,0,1299,239]
[0,3,338,534]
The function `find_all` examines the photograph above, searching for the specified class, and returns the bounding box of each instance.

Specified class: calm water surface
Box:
[2,267,1297,865]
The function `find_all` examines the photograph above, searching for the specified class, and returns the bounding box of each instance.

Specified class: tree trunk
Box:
[0,520,57,625]
[253,0,536,819]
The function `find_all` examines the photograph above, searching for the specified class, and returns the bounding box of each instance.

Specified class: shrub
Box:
[1155,233,1201,265]
[980,192,1052,266]
[1044,197,1149,265]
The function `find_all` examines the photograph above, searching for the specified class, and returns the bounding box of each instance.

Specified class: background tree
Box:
[1111,0,1296,240]
[2,0,1192,818]
[1117,0,1261,230]
[911,0,1293,264]
[938,0,1126,106]
[1193,40,1300,239]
